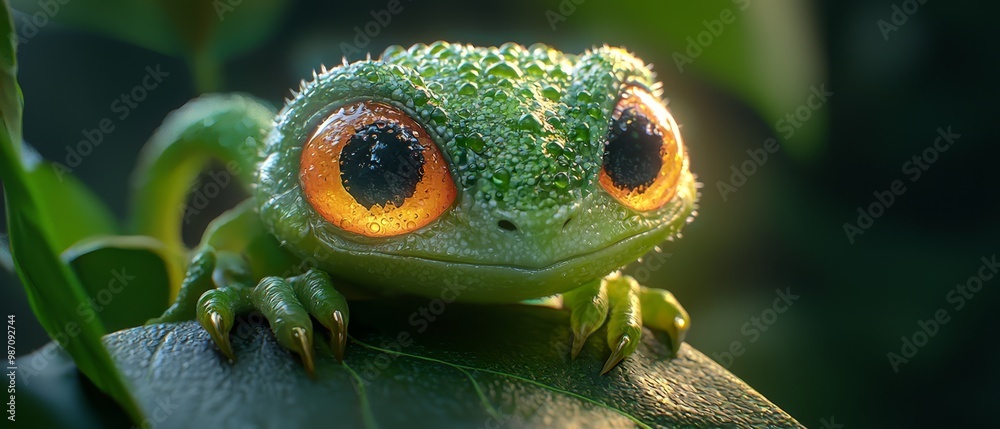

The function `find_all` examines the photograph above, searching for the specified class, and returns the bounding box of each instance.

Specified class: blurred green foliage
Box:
[0,0,142,420]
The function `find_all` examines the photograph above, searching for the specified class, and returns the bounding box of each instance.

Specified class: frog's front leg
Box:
[197,268,349,375]
[151,202,350,376]
[564,272,690,374]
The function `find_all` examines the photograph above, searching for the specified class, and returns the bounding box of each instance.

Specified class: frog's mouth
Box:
[345,222,674,302]
[402,222,672,272]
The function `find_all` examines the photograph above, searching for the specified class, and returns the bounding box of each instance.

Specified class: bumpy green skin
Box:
[257,42,697,303]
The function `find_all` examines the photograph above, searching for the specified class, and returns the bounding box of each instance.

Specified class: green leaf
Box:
[18,149,118,251]
[21,302,804,428]
[10,0,288,91]
[63,236,177,332]
[15,343,132,428]
[0,0,144,422]
[0,172,146,424]
[0,1,19,144]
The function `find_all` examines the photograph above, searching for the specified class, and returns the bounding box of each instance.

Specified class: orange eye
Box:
[598,86,685,212]
[300,101,457,237]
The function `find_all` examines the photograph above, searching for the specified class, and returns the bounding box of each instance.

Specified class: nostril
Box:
[497,220,518,232]
[562,217,572,229]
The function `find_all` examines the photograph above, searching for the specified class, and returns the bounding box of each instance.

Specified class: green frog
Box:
[135,42,697,376]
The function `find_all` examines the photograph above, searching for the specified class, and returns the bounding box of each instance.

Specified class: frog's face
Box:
[258,42,697,302]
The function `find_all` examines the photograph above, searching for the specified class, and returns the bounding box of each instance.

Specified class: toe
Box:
[291,326,316,377]
[602,273,642,375]
[253,277,318,375]
[562,279,609,359]
[601,334,637,375]
[196,287,250,361]
[152,248,216,324]
[289,270,350,362]
[639,286,690,357]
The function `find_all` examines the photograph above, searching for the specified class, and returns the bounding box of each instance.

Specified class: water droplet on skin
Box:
[492,168,511,189]
[541,86,560,101]
[413,90,429,106]
[418,66,438,79]
[368,222,381,233]
[458,133,486,153]
[481,53,503,66]
[588,106,602,119]
[545,113,564,128]
[525,62,545,77]
[459,82,478,96]
[431,108,447,123]
[553,172,570,189]
[517,113,543,131]
[458,62,479,73]
[428,41,450,54]
[573,124,590,142]
[545,141,564,156]
[381,45,405,60]
[485,62,523,79]
[498,42,524,58]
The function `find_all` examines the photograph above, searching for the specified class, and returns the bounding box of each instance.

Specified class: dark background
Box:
[2,0,997,427]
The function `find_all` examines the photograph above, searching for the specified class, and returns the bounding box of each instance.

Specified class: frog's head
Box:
[258,42,697,302]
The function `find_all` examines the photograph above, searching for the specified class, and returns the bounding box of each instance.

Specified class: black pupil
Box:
[340,120,425,209]
[603,107,663,191]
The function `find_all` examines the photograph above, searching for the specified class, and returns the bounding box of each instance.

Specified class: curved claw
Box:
[196,287,250,362]
[601,335,633,375]
[290,269,350,362]
[668,316,688,357]
[563,279,609,360]
[201,311,235,361]
[330,310,347,363]
[570,320,602,360]
[253,276,318,375]
[292,327,316,377]
[177,246,351,373]
[602,273,642,375]
[639,286,690,357]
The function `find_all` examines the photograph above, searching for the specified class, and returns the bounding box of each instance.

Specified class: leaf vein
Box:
[342,360,379,429]
[350,338,651,429]
[145,327,174,382]
[458,367,501,420]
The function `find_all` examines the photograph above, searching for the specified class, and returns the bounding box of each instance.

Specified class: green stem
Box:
[191,49,222,93]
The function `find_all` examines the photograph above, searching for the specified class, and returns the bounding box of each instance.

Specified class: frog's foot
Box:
[563,272,690,375]
[195,269,350,376]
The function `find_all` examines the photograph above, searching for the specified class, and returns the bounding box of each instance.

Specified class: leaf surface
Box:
[22,300,803,428]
